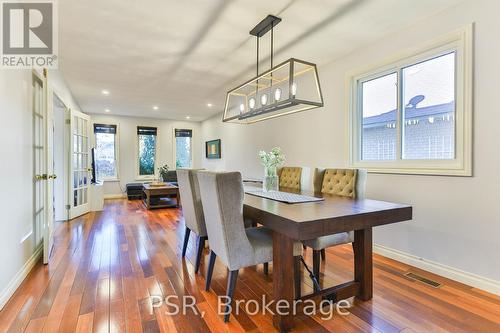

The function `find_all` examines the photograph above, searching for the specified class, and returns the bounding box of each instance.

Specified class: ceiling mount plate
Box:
[249,15,282,37]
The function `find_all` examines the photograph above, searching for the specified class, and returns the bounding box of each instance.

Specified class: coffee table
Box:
[142,183,180,209]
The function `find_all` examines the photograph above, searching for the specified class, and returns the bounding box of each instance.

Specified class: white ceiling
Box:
[59,0,463,121]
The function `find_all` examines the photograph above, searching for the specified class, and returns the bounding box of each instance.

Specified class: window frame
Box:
[173,128,194,169]
[135,126,159,180]
[93,123,120,182]
[347,25,473,176]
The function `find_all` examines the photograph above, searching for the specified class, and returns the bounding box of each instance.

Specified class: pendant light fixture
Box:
[223,15,324,123]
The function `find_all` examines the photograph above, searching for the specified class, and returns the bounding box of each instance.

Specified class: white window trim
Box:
[135,125,159,180]
[94,123,120,182]
[172,127,194,169]
[346,24,473,176]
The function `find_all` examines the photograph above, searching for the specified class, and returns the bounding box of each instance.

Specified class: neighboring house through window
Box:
[348,25,472,176]
[137,126,157,177]
[94,124,118,181]
[175,129,192,168]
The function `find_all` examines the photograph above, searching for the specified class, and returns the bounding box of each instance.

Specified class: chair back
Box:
[278,167,302,190]
[197,171,253,269]
[177,169,207,237]
[313,168,367,199]
[278,166,312,191]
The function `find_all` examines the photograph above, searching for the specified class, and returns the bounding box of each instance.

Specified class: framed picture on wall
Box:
[206,139,221,159]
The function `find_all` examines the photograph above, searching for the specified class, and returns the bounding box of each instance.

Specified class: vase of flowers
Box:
[158,164,170,183]
[259,147,285,192]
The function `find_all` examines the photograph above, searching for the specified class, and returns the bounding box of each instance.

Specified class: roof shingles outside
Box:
[363,101,455,126]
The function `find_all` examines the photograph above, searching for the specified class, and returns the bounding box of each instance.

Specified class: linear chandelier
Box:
[223,15,324,124]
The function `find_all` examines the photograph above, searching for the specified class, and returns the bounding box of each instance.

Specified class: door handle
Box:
[35,174,48,181]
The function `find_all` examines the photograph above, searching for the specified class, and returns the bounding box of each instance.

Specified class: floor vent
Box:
[404,272,442,288]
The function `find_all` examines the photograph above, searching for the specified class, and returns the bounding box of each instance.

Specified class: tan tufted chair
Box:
[278,166,312,191]
[304,168,367,291]
[278,167,302,190]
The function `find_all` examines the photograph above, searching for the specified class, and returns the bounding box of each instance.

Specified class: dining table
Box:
[243,186,412,332]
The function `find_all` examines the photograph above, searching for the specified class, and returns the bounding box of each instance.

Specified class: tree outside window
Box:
[137,127,157,176]
[175,129,192,168]
[93,124,117,181]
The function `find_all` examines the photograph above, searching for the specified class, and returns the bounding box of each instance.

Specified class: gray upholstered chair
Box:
[303,168,367,291]
[177,169,207,274]
[197,171,303,322]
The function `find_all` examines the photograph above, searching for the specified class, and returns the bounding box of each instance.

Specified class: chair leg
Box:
[194,236,207,274]
[205,251,217,291]
[263,262,269,275]
[224,270,239,323]
[294,256,301,299]
[181,227,191,258]
[320,249,326,261]
[312,250,321,292]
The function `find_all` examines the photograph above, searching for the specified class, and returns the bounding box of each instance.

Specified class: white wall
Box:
[200,0,500,291]
[0,69,81,309]
[89,114,202,197]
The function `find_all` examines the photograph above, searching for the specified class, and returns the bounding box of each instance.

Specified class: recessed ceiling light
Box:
[186,116,191,119]
[207,103,213,108]
[104,108,110,113]
[153,106,159,110]
[102,90,110,96]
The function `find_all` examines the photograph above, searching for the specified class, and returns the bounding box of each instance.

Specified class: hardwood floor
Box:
[1,199,499,333]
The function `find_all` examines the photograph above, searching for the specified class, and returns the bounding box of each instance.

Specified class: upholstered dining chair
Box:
[177,169,208,274]
[197,171,303,322]
[278,166,311,191]
[303,168,367,291]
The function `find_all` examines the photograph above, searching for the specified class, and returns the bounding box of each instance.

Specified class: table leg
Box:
[272,231,295,332]
[353,228,373,300]
[145,191,151,209]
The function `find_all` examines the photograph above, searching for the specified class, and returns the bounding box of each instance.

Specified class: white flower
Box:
[259,147,285,168]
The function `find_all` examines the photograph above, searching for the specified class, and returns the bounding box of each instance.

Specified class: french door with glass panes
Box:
[33,72,46,255]
[69,110,91,219]
[33,70,56,264]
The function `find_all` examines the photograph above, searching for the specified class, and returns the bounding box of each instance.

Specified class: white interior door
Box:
[69,109,91,219]
[33,70,55,264]
[53,94,69,222]
[33,73,45,250]
[44,84,55,264]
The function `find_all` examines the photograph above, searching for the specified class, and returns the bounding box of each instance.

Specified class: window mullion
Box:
[396,68,403,161]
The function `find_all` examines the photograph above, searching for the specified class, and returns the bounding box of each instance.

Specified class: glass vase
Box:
[263,166,279,192]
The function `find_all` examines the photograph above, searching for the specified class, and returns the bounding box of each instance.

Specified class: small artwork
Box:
[206,139,221,159]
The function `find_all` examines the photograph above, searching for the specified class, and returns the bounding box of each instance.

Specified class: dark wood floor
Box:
[1,199,499,333]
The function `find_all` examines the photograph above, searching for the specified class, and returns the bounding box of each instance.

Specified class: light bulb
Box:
[249,98,256,109]
[261,94,268,106]
[291,82,298,96]
[274,88,282,101]
[239,103,245,112]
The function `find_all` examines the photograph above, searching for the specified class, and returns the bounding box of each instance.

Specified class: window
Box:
[349,26,472,176]
[94,124,117,181]
[175,129,192,168]
[137,126,157,177]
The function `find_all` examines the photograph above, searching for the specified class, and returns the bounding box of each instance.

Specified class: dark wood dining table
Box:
[243,187,412,332]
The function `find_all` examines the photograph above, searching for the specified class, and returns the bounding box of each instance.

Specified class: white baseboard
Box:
[0,244,43,310]
[374,244,500,296]
[104,194,126,199]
